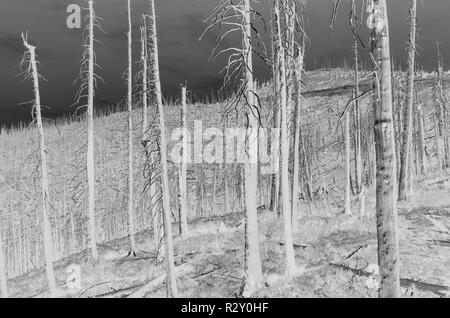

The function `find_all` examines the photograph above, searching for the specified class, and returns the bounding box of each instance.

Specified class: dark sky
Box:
[1,0,450,125]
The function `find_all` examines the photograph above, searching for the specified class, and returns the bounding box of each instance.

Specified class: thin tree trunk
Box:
[178,85,189,237]
[434,111,443,170]
[344,98,352,216]
[149,0,178,298]
[291,42,304,233]
[399,0,417,201]
[22,34,57,296]
[127,0,137,256]
[86,0,99,261]
[417,104,426,174]
[242,0,263,295]
[371,0,400,298]
[275,0,296,276]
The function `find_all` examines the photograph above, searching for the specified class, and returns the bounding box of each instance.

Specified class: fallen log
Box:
[127,264,194,298]
[330,263,450,297]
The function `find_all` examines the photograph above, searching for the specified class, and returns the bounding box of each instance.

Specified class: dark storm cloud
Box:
[1,0,450,126]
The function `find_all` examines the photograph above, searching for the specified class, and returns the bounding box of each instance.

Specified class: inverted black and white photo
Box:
[0,0,449,299]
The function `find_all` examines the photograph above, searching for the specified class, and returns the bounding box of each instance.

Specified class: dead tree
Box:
[21,32,57,296]
[149,0,178,297]
[399,0,417,201]
[344,95,352,216]
[201,0,265,295]
[370,0,401,298]
[178,85,189,237]
[275,0,296,276]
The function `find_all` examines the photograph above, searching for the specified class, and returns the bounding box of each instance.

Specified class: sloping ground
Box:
[6,171,449,298]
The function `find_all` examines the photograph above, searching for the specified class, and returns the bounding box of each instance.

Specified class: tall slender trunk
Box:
[127,0,137,256]
[416,104,426,174]
[179,85,189,237]
[149,0,178,297]
[292,37,304,233]
[399,0,417,201]
[434,111,443,170]
[436,42,450,168]
[270,1,281,213]
[352,0,362,193]
[344,97,352,216]
[371,0,400,298]
[22,34,57,296]
[242,0,264,295]
[141,17,148,137]
[275,0,296,276]
[86,0,98,261]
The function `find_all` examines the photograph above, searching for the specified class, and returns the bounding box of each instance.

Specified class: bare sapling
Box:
[21,32,57,296]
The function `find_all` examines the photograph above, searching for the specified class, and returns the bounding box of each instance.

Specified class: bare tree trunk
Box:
[85,0,99,261]
[22,34,57,296]
[371,0,400,298]
[399,0,417,201]
[416,104,426,174]
[149,0,178,297]
[141,18,148,137]
[178,85,189,237]
[292,36,304,233]
[126,0,137,256]
[434,111,443,170]
[275,0,296,276]
[344,98,352,216]
[241,0,264,295]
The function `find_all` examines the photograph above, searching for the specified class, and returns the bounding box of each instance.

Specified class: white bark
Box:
[371,0,400,298]
[127,0,137,256]
[399,0,417,201]
[22,34,57,296]
[242,0,264,294]
[275,0,296,276]
[87,0,98,260]
[150,0,178,297]
[179,85,189,237]
[344,100,352,216]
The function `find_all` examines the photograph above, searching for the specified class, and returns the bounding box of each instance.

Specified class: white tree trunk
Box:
[127,0,137,256]
[371,0,400,298]
[86,0,99,260]
[22,34,57,296]
[344,100,352,216]
[141,18,148,137]
[275,0,296,276]
[417,104,426,174]
[291,45,304,233]
[179,85,189,237]
[242,0,264,295]
[399,0,417,201]
[150,0,178,297]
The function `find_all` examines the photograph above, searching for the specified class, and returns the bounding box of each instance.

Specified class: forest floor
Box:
[6,170,450,298]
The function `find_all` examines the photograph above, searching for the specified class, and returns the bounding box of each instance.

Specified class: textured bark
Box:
[242,0,264,294]
[149,0,178,297]
[178,85,189,237]
[22,35,57,296]
[86,0,99,261]
[127,0,137,256]
[434,111,443,170]
[275,0,296,276]
[416,105,426,174]
[371,0,400,298]
[399,0,417,201]
[344,99,352,216]
[292,47,303,233]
